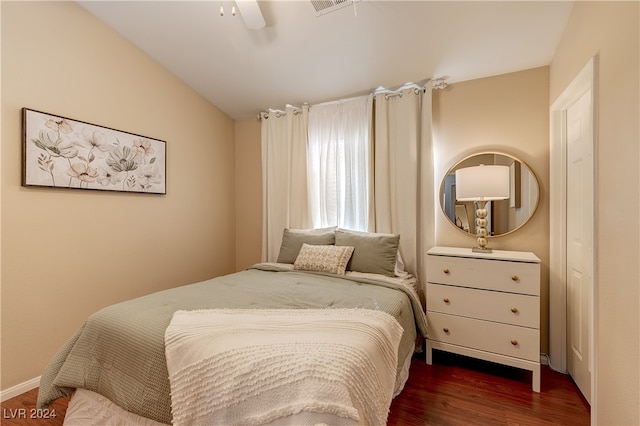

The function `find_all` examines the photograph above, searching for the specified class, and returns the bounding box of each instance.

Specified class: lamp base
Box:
[472,246,493,253]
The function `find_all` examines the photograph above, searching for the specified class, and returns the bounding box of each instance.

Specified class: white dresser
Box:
[425,246,541,392]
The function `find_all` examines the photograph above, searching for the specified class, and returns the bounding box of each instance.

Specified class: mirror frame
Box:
[439,151,540,238]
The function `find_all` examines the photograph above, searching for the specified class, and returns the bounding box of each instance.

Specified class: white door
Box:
[565,88,594,403]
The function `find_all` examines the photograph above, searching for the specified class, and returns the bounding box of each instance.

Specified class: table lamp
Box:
[455,164,510,253]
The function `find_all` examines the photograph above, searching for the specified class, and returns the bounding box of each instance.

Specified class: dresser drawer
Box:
[427,255,540,296]
[427,312,540,362]
[426,283,539,328]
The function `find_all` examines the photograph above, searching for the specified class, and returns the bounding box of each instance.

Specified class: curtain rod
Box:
[380,87,424,100]
[374,77,448,99]
[257,106,305,121]
[257,77,448,120]
[432,77,448,90]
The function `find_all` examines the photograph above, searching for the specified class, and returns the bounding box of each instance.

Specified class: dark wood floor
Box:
[2,350,589,425]
[1,390,69,426]
[388,351,590,425]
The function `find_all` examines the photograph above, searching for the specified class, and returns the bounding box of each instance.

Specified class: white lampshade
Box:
[455,165,510,201]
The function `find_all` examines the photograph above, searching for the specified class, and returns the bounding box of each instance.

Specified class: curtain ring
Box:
[384,92,404,101]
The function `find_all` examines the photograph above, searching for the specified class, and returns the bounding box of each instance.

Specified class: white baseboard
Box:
[1,376,40,402]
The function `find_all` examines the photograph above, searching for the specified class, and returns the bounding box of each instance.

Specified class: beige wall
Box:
[1,1,236,389]
[235,118,262,271]
[550,2,639,424]
[434,67,551,353]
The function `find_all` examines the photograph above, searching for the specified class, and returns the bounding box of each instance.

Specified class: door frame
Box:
[549,56,597,419]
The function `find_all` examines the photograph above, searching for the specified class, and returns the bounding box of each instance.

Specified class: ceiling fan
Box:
[220,0,266,29]
[222,0,360,30]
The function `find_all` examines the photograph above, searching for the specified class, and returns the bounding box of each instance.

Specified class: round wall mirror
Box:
[440,152,540,237]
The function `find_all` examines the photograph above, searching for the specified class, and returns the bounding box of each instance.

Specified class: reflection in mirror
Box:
[440,152,539,237]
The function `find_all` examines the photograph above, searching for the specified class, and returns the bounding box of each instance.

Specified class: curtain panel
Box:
[260,105,310,262]
[373,82,435,300]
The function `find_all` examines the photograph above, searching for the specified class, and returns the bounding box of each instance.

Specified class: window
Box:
[307,96,372,231]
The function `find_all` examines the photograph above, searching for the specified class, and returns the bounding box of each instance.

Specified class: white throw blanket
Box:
[164,308,404,426]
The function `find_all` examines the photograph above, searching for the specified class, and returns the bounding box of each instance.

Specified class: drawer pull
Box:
[443,268,450,274]
[510,339,518,346]
[511,275,519,281]
[443,327,450,333]
[443,297,450,304]
[511,307,519,313]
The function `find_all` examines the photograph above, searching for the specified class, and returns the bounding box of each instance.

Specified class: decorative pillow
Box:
[293,244,354,275]
[335,228,400,277]
[277,227,336,264]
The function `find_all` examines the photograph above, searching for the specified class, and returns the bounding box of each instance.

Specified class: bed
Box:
[37,228,428,425]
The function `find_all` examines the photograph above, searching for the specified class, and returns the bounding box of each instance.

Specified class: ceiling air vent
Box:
[310,0,360,17]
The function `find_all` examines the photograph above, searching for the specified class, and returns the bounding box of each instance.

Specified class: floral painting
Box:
[22,108,166,194]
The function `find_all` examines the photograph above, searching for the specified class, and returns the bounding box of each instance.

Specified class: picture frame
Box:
[22,108,166,194]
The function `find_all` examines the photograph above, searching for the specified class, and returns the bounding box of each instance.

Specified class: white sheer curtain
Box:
[307,95,373,231]
[260,105,310,262]
[373,82,435,299]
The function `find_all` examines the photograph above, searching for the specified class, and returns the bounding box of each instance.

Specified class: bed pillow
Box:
[276,227,336,264]
[293,244,354,275]
[335,228,400,277]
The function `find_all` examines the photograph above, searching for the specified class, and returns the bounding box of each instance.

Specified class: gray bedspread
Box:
[37,263,427,424]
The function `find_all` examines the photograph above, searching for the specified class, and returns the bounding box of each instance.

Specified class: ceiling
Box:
[78,1,574,120]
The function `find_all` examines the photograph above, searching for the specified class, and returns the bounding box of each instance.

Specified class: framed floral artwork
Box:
[22,108,166,194]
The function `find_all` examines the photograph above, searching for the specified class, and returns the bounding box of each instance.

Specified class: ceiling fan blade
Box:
[235,0,266,29]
